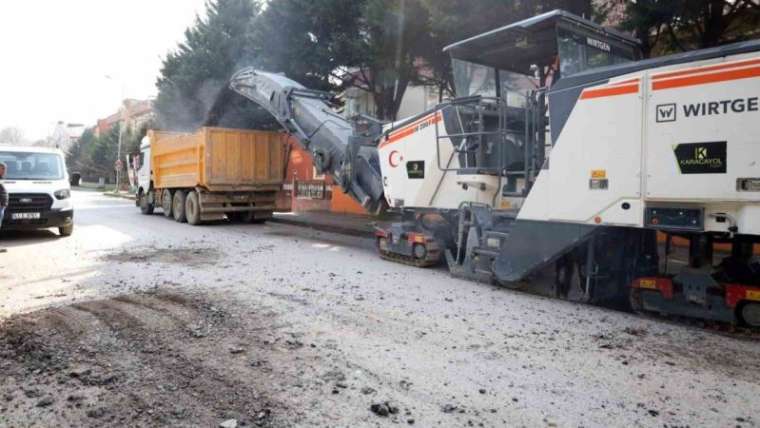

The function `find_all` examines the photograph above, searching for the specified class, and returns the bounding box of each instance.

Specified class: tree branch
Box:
[666,22,687,51]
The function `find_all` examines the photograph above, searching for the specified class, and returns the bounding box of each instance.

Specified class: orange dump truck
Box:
[135,127,285,225]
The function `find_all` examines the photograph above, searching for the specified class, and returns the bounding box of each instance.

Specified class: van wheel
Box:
[161,190,173,217]
[59,224,74,237]
[185,191,202,225]
[140,190,155,215]
[172,190,187,223]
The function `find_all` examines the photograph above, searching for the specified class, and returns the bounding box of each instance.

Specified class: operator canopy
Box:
[443,9,641,81]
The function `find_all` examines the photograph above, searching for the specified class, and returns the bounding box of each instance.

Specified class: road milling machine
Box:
[231,10,760,326]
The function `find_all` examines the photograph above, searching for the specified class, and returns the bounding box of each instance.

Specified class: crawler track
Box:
[377,248,441,268]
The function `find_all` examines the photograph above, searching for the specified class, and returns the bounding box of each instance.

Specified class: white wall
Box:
[342,84,440,120]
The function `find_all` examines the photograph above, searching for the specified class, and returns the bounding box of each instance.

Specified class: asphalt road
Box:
[1,191,759,427]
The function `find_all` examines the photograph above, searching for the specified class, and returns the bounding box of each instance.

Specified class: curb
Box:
[269,215,375,238]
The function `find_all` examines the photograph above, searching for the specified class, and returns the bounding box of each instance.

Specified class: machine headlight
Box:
[54,189,71,200]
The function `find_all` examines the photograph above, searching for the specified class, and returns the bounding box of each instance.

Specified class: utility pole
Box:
[106,75,126,192]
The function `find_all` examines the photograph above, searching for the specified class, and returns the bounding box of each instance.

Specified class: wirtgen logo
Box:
[673,141,727,174]
[656,103,677,122]
[657,97,759,123]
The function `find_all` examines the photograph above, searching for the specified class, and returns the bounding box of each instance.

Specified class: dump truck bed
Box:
[150,127,285,192]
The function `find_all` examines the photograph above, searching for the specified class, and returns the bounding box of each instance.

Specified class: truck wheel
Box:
[172,190,187,223]
[140,190,155,215]
[185,191,202,225]
[59,224,74,237]
[239,211,256,223]
[252,211,273,224]
[161,190,173,218]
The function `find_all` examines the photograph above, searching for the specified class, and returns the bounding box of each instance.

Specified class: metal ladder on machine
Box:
[483,90,548,283]
[434,92,537,281]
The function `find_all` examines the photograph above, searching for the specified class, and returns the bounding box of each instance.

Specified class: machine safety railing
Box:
[432,91,546,198]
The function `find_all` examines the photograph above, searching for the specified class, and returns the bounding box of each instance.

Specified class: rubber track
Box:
[630,289,760,335]
[377,249,440,268]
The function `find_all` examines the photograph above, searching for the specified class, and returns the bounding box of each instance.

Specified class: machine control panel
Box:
[644,207,704,232]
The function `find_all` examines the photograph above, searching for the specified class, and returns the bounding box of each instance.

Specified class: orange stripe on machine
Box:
[580,81,640,100]
[652,58,760,81]
[653,66,760,91]
[379,112,442,149]
[606,77,640,87]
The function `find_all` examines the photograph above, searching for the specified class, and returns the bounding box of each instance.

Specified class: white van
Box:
[0,146,74,236]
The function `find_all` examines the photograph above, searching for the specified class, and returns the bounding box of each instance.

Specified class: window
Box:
[0,151,64,180]
[424,85,441,109]
[557,28,634,77]
[452,59,497,97]
[452,59,538,106]
[499,70,538,108]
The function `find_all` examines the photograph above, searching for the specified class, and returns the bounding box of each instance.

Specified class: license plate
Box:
[12,212,41,220]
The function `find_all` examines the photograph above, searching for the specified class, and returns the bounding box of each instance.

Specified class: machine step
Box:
[484,231,510,238]
[473,247,500,257]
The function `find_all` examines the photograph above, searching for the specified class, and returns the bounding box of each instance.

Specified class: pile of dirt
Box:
[0,292,286,427]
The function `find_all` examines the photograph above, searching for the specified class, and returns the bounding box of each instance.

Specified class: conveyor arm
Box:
[230,68,386,214]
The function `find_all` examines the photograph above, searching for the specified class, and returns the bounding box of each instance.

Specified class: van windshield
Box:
[0,151,65,180]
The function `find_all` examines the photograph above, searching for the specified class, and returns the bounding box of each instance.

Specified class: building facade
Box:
[341,83,441,120]
[96,99,155,137]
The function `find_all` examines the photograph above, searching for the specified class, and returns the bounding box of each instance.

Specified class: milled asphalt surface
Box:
[1,190,759,427]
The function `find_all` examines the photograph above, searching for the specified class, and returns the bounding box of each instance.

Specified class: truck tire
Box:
[172,190,187,223]
[237,210,271,224]
[226,212,242,222]
[161,190,173,218]
[185,191,202,225]
[140,190,155,215]
[239,211,256,223]
[252,211,273,224]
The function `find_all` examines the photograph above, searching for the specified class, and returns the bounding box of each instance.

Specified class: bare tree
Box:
[0,127,27,145]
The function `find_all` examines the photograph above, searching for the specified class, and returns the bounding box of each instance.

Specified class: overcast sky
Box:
[0,0,208,141]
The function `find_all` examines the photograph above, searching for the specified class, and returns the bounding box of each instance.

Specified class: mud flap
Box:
[493,220,597,283]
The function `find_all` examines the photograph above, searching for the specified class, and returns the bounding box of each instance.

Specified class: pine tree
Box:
[619,0,760,57]
[154,0,262,130]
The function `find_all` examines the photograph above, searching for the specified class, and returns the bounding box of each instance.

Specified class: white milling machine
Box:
[231,10,760,326]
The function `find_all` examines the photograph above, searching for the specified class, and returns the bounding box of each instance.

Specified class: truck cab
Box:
[0,146,74,236]
[136,136,151,204]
